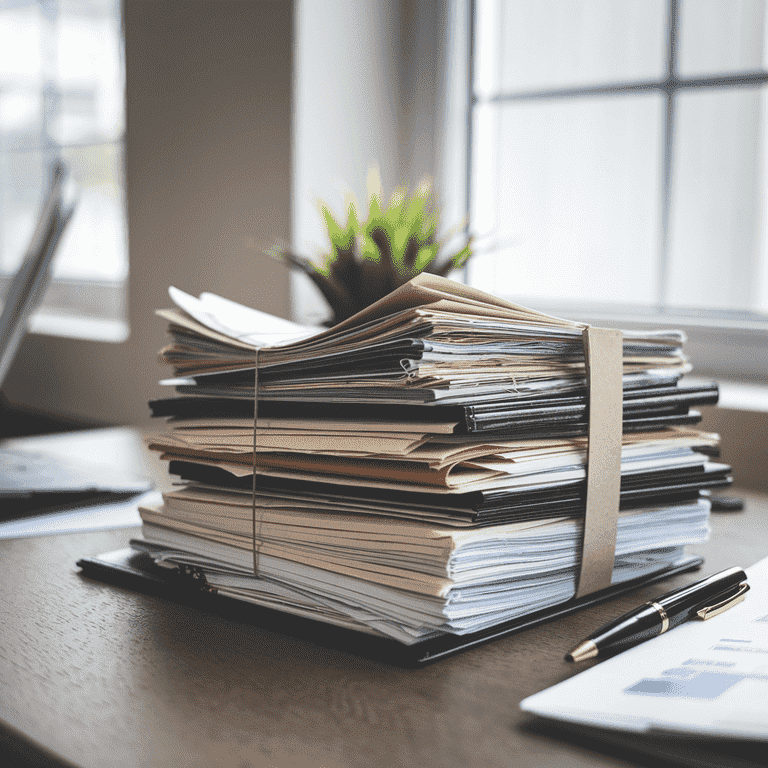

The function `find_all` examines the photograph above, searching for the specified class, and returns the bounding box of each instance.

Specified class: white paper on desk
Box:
[168,286,320,347]
[0,490,159,539]
[520,556,768,740]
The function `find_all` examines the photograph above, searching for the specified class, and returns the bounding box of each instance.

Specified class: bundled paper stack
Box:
[137,275,730,645]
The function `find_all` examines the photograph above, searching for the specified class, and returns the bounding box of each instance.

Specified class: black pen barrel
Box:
[590,567,747,656]
[568,566,749,661]
[591,604,665,655]
[655,566,747,618]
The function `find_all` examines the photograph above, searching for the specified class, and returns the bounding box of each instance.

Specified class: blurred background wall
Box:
[1,0,445,427]
[2,0,294,425]
[291,0,453,325]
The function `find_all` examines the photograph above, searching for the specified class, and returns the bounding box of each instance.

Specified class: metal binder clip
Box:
[177,563,218,594]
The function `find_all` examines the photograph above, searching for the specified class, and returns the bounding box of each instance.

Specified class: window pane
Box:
[52,0,124,145]
[0,87,44,149]
[0,2,45,151]
[55,142,126,281]
[0,0,126,297]
[476,0,667,96]
[678,0,768,77]
[469,95,663,305]
[0,3,44,86]
[0,149,46,274]
[668,87,763,310]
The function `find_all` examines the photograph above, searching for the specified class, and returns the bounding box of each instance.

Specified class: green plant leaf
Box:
[361,235,381,263]
[320,203,356,253]
[290,168,476,322]
[346,203,359,236]
[413,243,439,273]
[367,193,383,225]
[450,243,472,268]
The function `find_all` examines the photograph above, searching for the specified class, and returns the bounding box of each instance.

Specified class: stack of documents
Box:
[137,274,731,644]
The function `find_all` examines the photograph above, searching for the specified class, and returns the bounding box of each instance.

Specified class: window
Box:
[464,0,768,379]
[0,0,126,341]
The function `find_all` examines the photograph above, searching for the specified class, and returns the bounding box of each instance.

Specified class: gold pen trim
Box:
[696,582,750,620]
[566,639,598,663]
[649,601,670,633]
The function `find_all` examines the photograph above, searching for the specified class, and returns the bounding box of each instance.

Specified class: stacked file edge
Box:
[136,274,731,646]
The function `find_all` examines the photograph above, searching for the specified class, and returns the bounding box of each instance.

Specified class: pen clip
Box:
[695,582,750,620]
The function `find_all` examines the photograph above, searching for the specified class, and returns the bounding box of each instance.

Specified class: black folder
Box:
[77,545,703,667]
[149,380,719,437]
[164,459,732,527]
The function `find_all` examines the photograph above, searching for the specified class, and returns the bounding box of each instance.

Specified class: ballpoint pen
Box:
[566,566,750,662]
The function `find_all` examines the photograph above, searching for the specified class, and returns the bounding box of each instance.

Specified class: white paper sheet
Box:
[0,491,159,539]
[520,556,768,740]
[168,286,319,347]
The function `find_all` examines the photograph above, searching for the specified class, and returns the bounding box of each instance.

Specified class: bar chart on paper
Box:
[521,557,768,741]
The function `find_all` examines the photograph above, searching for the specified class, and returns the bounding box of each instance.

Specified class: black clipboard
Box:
[77,546,703,667]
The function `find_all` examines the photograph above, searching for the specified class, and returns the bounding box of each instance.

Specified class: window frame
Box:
[461,0,768,381]
[0,0,127,343]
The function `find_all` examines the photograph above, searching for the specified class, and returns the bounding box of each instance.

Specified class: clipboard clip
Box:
[176,563,218,594]
[695,581,750,620]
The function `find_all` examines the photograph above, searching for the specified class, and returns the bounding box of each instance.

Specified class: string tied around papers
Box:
[251,347,263,576]
[248,332,303,577]
[248,333,298,577]
[245,325,624,596]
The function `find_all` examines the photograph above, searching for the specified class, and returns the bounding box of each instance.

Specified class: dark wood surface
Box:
[0,394,105,438]
[1,429,766,768]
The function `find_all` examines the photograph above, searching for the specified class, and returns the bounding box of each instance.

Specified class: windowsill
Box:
[27,308,129,342]
[0,276,128,343]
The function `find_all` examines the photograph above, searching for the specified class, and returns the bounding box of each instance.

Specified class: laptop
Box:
[0,160,151,517]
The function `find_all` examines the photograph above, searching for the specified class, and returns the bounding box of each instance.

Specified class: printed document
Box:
[520,556,768,740]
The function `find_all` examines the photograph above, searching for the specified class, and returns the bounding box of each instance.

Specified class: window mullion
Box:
[659,0,680,309]
[464,0,476,272]
[464,0,768,324]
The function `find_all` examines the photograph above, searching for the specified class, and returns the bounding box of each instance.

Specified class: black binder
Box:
[77,546,703,667]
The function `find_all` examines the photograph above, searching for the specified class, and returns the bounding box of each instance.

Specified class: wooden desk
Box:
[1,429,766,768]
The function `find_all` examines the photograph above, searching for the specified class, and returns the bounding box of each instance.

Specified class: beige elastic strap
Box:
[251,348,263,575]
[575,326,623,599]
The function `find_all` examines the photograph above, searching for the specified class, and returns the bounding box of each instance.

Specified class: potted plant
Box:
[268,167,474,325]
